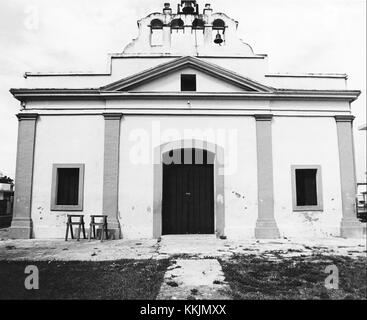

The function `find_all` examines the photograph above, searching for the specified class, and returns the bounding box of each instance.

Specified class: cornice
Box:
[265,73,348,79]
[10,89,361,103]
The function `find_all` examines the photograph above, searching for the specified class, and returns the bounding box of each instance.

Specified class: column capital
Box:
[254,114,273,121]
[335,115,355,123]
[16,113,38,121]
[103,113,123,120]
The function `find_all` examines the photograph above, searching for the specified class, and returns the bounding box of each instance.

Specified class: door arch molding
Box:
[153,139,225,238]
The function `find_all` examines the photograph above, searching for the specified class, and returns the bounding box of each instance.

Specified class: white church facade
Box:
[9,1,364,240]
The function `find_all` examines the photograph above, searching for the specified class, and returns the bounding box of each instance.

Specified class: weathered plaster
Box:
[119,115,258,240]
[272,117,344,238]
[30,115,104,239]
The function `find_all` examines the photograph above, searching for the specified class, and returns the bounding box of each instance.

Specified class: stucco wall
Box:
[22,55,347,91]
[119,115,258,239]
[272,117,343,238]
[265,75,347,90]
[31,115,104,238]
[28,112,345,240]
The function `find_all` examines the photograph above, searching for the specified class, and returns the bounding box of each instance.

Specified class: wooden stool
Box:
[89,215,108,242]
[65,215,86,241]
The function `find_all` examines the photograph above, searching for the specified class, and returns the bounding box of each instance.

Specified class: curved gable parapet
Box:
[210,12,239,28]
[122,2,256,57]
[14,1,358,98]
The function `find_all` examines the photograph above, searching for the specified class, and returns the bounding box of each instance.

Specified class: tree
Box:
[0,176,14,184]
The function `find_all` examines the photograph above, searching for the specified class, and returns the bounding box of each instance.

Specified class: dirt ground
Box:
[220,254,366,300]
[0,230,366,300]
[0,259,169,300]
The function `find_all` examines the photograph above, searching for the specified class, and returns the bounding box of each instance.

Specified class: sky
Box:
[0,0,366,181]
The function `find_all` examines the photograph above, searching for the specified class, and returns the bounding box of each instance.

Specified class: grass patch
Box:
[0,259,169,300]
[220,254,367,300]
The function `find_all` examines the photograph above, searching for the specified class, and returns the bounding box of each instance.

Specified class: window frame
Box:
[51,164,85,211]
[181,74,197,92]
[291,165,323,212]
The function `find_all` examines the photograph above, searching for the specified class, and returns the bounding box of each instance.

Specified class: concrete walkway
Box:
[158,235,366,260]
[157,259,231,300]
[0,230,366,261]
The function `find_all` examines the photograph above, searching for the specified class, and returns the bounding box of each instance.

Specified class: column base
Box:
[340,218,364,238]
[215,230,226,239]
[9,218,33,239]
[107,219,122,240]
[255,219,280,239]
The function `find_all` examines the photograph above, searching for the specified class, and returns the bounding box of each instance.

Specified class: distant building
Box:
[357,124,366,223]
[9,1,364,240]
[0,175,14,228]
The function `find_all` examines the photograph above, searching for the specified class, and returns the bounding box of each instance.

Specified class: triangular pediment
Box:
[101,56,274,93]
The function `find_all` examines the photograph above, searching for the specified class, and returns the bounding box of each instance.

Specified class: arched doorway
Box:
[153,139,225,238]
[162,148,215,235]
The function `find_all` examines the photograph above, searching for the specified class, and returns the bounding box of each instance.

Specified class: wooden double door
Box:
[162,149,215,235]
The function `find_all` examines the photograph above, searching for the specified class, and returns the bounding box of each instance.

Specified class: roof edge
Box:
[266,73,348,79]
[10,88,361,103]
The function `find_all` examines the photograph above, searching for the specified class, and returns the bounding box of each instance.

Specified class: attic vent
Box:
[181,74,197,91]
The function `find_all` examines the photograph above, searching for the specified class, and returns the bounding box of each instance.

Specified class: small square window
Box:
[181,74,197,91]
[51,164,84,211]
[56,168,80,206]
[291,165,323,211]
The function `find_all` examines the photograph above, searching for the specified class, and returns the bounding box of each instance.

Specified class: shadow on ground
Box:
[0,259,169,300]
[220,254,367,300]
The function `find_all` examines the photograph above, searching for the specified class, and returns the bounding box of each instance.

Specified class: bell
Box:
[182,1,195,14]
[214,33,223,44]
